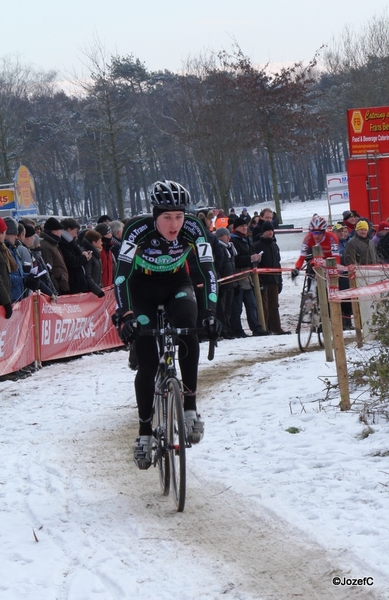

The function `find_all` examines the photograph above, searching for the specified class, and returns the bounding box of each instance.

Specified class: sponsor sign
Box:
[348,107,389,156]
[0,297,36,375]
[38,288,122,361]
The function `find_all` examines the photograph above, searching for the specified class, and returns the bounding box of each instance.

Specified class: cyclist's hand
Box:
[113,312,138,344]
[291,268,299,281]
[202,312,222,341]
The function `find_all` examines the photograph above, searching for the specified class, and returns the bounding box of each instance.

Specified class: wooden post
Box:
[33,292,42,368]
[349,270,363,348]
[327,257,350,411]
[252,270,266,330]
[312,246,333,362]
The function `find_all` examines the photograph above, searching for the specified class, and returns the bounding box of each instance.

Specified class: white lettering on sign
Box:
[53,317,96,344]
[41,320,51,345]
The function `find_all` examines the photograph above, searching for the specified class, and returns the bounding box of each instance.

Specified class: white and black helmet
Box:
[309,215,327,232]
[150,180,191,211]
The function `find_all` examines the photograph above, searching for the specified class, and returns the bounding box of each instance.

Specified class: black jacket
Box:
[58,232,89,294]
[218,240,237,290]
[81,238,104,296]
[253,235,282,287]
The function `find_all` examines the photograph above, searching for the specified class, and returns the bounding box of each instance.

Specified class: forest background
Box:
[1,11,389,222]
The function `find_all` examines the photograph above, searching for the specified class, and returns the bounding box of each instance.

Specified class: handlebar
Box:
[139,326,217,361]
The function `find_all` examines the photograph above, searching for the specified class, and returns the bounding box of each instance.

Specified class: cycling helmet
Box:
[309,215,327,232]
[150,180,191,211]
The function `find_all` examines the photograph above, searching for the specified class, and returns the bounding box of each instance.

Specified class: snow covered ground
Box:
[1,198,389,599]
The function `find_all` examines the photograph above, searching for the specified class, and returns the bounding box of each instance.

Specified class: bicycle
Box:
[140,305,216,512]
[296,272,323,352]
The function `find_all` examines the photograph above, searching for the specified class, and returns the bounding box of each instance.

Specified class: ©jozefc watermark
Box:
[332,576,373,586]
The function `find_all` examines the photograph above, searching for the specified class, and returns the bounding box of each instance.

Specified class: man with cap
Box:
[39,217,70,294]
[230,217,270,337]
[341,210,359,238]
[0,217,15,318]
[114,180,220,469]
[344,220,377,266]
[239,207,251,225]
[215,227,237,339]
[253,221,290,335]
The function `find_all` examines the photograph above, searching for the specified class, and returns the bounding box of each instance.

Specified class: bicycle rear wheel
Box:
[297,294,314,351]
[167,378,186,512]
[153,393,170,496]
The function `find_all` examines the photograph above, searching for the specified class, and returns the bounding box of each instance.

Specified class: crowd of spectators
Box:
[1,207,290,341]
[0,214,117,322]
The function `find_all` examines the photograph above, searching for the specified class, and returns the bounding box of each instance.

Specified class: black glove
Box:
[278,279,283,294]
[291,268,299,281]
[4,303,12,319]
[119,313,138,344]
[24,274,40,292]
[202,313,222,341]
[97,291,105,298]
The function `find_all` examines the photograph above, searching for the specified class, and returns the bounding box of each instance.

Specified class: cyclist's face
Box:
[156,211,185,241]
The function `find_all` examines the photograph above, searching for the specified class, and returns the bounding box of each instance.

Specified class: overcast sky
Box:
[3,0,389,77]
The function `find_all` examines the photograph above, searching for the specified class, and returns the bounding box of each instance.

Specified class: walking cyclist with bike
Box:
[114,180,220,470]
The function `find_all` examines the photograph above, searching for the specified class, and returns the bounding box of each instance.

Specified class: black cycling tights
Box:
[131,281,199,426]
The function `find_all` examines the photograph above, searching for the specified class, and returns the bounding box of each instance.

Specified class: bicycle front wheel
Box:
[167,378,186,512]
[153,392,170,496]
[297,294,314,351]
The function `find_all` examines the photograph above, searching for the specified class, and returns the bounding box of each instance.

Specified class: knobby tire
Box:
[297,294,314,351]
[167,378,186,512]
[153,392,170,496]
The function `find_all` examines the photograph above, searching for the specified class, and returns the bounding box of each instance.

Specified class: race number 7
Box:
[119,240,137,260]
[196,242,213,259]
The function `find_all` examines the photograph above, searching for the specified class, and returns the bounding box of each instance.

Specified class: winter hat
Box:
[377,221,389,232]
[355,220,369,231]
[95,223,112,237]
[4,217,18,236]
[262,221,274,232]
[24,224,36,238]
[97,214,112,223]
[242,207,248,212]
[215,227,230,238]
[44,217,63,231]
[332,222,346,232]
[233,217,247,229]
[0,217,8,233]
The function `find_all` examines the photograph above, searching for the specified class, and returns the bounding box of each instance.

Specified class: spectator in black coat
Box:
[230,218,270,337]
[253,222,290,335]
[81,230,105,297]
[109,220,124,260]
[59,218,91,294]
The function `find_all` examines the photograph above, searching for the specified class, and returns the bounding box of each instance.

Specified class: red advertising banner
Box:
[348,106,389,156]
[38,287,123,362]
[0,296,36,376]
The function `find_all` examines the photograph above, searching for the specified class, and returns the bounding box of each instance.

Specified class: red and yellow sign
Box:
[348,106,389,156]
[14,165,37,209]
